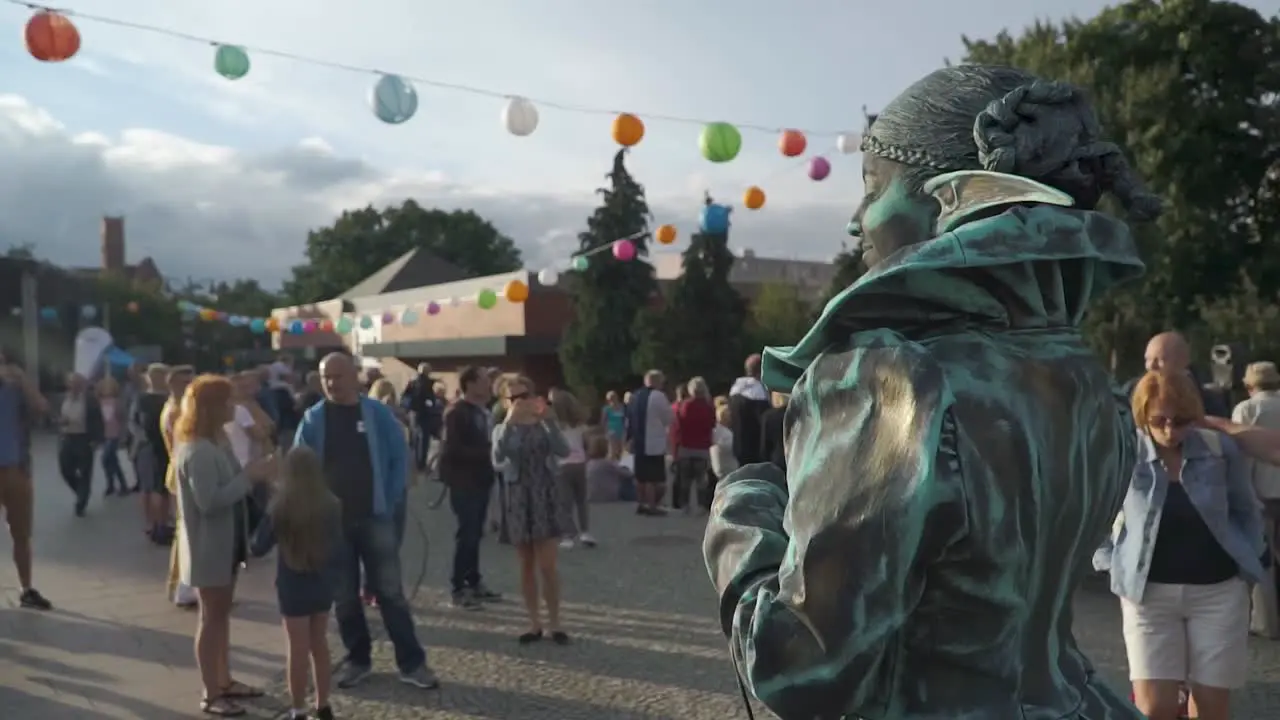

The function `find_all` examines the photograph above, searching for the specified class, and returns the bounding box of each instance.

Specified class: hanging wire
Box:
[8,0,860,137]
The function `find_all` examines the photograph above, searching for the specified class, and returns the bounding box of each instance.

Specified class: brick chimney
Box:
[101,216,125,273]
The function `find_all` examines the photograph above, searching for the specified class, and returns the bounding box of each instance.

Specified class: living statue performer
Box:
[703,65,1163,719]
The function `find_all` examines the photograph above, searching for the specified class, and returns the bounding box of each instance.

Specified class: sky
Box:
[0,0,1276,290]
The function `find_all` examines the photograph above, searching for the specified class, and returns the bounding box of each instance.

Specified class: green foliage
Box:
[1193,274,1280,365]
[633,196,747,392]
[822,243,865,310]
[962,0,1280,375]
[283,200,523,303]
[748,282,812,352]
[559,150,659,401]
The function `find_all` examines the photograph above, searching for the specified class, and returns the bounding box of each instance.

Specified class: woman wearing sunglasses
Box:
[491,376,571,644]
[1095,370,1265,720]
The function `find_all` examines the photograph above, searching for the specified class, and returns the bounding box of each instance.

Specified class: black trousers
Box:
[58,433,95,510]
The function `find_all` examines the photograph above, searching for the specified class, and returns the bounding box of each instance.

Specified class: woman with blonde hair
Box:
[173,374,276,716]
[550,388,593,548]
[96,375,130,496]
[492,376,571,643]
[1095,371,1265,720]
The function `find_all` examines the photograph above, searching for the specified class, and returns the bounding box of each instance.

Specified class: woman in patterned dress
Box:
[491,376,570,644]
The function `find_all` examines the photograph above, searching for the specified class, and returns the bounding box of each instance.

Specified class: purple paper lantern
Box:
[426,301,441,316]
[808,156,831,181]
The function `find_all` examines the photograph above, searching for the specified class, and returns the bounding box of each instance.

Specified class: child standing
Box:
[710,405,738,486]
[600,391,627,461]
[251,447,341,720]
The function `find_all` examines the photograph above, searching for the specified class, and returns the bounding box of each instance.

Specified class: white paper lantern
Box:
[448,296,461,308]
[537,268,559,286]
[836,132,860,154]
[502,96,539,137]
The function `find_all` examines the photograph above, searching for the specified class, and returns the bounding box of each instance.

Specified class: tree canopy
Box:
[283,200,523,303]
[962,0,1280,372]
[559,150,659,401]
[749,281,812,352]
[634,195,747,391]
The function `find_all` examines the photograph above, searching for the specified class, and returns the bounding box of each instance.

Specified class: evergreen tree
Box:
[820,241,865,309]
[634,194,746,392]
[559,150,657,401]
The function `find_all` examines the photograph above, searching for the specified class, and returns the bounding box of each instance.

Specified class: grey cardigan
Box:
[491,420,569,481]
[174,438,251,588]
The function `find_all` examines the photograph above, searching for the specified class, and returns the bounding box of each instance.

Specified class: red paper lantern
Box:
[778,129,807,157]
[25,10,80,63]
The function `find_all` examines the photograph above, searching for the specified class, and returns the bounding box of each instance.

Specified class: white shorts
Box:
[1121,577,1250,688]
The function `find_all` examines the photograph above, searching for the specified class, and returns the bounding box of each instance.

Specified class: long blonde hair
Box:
[549,387,584,427]
[370,378,397,406]
[269,447,339,573]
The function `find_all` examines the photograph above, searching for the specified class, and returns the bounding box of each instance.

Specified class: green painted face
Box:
[847,154,939,268]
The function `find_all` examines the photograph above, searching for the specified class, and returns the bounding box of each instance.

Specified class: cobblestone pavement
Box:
[6,435,1280,718]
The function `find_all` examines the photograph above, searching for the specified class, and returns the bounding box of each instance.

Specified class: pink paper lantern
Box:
[612,239,636,261]
[808,156,831,181]
[302,319,319,333]
[426,301,441,316]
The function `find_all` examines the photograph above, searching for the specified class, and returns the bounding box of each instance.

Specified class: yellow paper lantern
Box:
[743,186,766,210]
[504,278,530,303]
[265,317,280,332]
[655,224,677,245]
[198,308,217,321]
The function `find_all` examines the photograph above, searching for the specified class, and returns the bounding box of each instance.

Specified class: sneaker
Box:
[559,537,575,550]
[450,589,483,610]
[314,706,335,720]
[472,583,502,602]
[399,665,440,689]
[335,662,371,689]
[578,532,597,547]
[19,588,52,610]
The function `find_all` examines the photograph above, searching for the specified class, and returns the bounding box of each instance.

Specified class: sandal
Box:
[518,630,543,645]
[200,696,246,717]
[219,680,263,699]
[550,630,570,645]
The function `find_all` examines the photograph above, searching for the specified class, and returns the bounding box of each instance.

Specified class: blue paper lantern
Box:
[39,307,57,322]
[249,318,266,334]
[370,74,418,125]
[700,203,732,234]
[288,319,305,334]
[359,315,374,330]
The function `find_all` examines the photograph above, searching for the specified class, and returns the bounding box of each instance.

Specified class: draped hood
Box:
[762,205,1145,391]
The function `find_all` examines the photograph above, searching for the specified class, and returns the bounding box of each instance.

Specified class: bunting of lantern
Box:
[25,10,80,63]
[502,96,539,136]
[779,130,806,157]
[808,156,832,181]
[743,186,766,210]
[612,113,645,147]
[536,268,559,286]
[836,132,860,154]
[214,44,251,80]
[370,74,418,124]
[655,224,677,245]
[700,122,742,163]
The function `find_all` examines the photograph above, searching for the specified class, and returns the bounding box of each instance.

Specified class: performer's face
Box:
[847,155,939,268]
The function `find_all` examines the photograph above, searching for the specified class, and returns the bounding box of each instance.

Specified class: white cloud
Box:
[0,94,854,290]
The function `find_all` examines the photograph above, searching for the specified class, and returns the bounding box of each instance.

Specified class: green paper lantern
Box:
[335,316,352,333]
[477,288,498,309]
[214,44,250,80]
[700,122,742,163]
[571,256,589,271]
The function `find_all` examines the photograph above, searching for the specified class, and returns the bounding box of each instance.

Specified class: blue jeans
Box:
[100,437,126,491]
[334,517,426,672]
[449,481,491,593]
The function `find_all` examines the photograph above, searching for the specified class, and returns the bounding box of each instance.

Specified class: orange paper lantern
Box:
[778,129,807,157]
[265,317,280,332]
[655,224,677,245]
[612,113,645,147]
[504,278,530,303]
[25,10,80,63]
[743,186,766,210]
[198,308,217,321]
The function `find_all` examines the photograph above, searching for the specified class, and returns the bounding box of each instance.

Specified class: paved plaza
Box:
[5,435,1280,718]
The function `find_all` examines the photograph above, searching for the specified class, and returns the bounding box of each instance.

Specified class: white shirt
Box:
[224,404,256,467]
[642,389,673,457]
[268,361,292,390]
[1233,391,1280,500]
[711,424,738,478]
[560,426,586,465]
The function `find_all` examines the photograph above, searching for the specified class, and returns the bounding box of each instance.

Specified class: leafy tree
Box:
[4,243,36,260]
[820,242,865,310]
[284,200,523,303]
[748,281,812,351]
[962,0,1280,374]
[633,195,747,392]
[559,150,658,401]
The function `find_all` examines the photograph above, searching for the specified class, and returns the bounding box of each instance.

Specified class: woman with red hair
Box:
[173,374,276,716]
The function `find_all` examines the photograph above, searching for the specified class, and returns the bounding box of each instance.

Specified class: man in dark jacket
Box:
[403,363,443,474]
[439,365,501,610]
[728,354,771,466]
[759,391,788,472]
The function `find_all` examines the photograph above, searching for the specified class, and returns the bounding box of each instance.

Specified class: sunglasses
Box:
[508,392,532,401]
[1149,416,1193,430]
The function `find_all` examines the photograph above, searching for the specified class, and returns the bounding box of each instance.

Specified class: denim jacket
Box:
[293,397,408,519]
[1094,429,1266,603]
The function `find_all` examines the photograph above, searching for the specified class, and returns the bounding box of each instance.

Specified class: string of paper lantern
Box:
[10,2,865,152]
